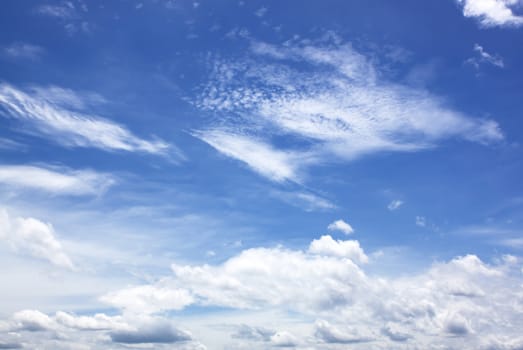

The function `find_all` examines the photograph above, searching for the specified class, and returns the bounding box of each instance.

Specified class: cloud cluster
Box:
[457,0,523,27]
[0,232,522,348]
[92,235,523,349]
[0,84,177,158]
[1,309,202,349]
[194,38,503,183]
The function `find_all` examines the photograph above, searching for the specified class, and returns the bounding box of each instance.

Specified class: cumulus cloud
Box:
[0,84,179,158]
[269,331,299,347]
[194,37,503,182]
[0,165,114,196]
[1,310,201,348]
[1,231,522,349]
[327,219,354,234]
[309,235,368,264]
[90,234,523,349]
[456,0,523,27]
[100,285,194,314]
[11,310,55,332]
[109,320,192,344]
[314,319,374,344]
[0,209,74,269]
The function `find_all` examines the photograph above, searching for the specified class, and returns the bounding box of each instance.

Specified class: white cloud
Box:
[416,215,427,227]
[100,285,194,314]
[11,309,55,331]
[195,38,502,182]
[387,200,403,211]
[36,3,76,19]
[0,165,114,196]
[254,7,267,17]
[314,319,374,344]
[2,235,523,348]
[466,44,504,69]
[0,84,177,157]
[269,331,299,347]
[456,0,523,27]
[327,219,354,235]
[309,235,368,263]
[2,43,44,60]
[0,209,74,269]
[3,310,204,348]
[195,129,307,183]
[271,190,336,211]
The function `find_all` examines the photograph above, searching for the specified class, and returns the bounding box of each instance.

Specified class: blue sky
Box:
[1,0,523,349]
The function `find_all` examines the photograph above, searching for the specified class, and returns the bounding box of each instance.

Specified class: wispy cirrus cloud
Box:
[387,200,404,211]
[466,44,504,70]
[0,84,182,159]
[2,43,45,60]
[194,37,503,183]
[0,164,115,196]
[456,0,523,28]
[36,3,77,19]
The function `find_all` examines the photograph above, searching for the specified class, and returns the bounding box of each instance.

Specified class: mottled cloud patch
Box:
[194,37,503,182]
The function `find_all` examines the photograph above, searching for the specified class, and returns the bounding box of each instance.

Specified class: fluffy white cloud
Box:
[101,285,194,314]
[457,0,523,27]
[2,310,203,349]
[0,84,177,157]
[1,232,522,349]
[11,310,55,332]
[91,234,523,349]
[0,165,114,196]
[309,235,368,263]
[0,209,74,269]
[327,219,354,235]
[314,319,374,344]
[194,38,502,182]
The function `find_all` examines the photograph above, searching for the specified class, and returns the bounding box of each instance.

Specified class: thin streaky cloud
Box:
[2,43,45,60]
[388,200,404,211]
[0,84,181,159]
[466,44,504,69]
[0,164,115,196]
